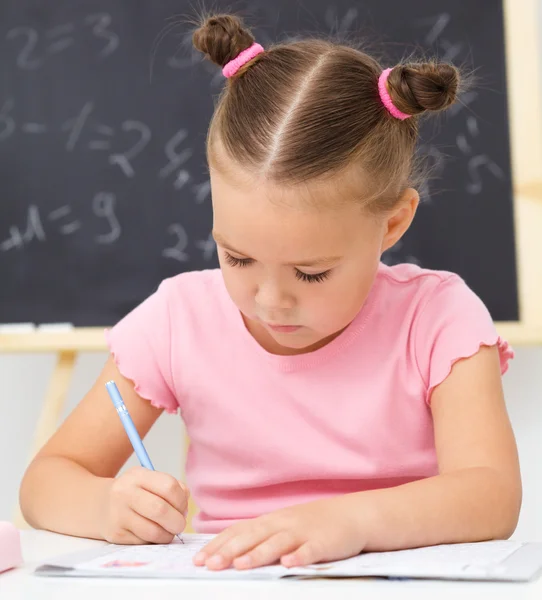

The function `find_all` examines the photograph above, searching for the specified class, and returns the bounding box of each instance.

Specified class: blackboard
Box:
[0,0,518,326]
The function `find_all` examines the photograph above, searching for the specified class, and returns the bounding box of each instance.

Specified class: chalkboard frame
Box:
[496,0,542,345]
[1,0,541,347]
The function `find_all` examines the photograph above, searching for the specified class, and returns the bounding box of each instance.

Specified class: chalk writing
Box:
[6,13,119,70]
[1,99,211,195]
[0,195,121,252]
[456,117,505,194]
[0,98,15,141]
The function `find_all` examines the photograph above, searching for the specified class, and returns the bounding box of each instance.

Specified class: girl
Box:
[20,14,521,572]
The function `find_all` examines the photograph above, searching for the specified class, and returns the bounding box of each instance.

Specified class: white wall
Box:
[0,351,184,523]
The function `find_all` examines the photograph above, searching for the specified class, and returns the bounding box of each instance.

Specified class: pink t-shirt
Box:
[106,263,513,533]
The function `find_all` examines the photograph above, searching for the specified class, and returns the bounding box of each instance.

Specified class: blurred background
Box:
[1,0,541,540]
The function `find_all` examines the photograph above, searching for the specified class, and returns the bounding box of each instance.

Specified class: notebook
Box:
[34,534,542,582]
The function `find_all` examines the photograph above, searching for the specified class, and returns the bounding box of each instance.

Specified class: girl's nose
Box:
[255,280,295,314]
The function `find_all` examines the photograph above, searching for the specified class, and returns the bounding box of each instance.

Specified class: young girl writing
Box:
[20,14,521,572]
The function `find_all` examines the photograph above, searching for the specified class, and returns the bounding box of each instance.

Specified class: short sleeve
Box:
[105,280,179,414]
[414,275,514,405]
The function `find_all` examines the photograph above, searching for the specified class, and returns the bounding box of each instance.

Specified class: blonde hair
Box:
[193,14,461,211]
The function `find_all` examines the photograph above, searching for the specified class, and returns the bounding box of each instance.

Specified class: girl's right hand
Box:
[99,466,190,544]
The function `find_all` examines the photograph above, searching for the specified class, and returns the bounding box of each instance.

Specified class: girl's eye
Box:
[295,269,331,284]
[224,252,253,268]
[224,251,331,283]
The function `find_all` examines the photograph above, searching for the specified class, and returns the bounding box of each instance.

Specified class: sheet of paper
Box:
[292,540,524,578]
[44,535,529,580]
[74,534,289,579]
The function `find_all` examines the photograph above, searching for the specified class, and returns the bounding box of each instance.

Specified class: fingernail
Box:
[235,555,252,568]
[194,551,206,563]
[207,555,224,568]
[282,554,296,567]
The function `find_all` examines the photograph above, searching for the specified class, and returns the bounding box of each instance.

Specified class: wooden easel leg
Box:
[183,433,197,534]
[13,350,77,527]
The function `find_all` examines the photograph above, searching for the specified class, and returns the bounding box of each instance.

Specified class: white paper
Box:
[74,534,288,579]
[292,540,524,578]
[69,535,525,580]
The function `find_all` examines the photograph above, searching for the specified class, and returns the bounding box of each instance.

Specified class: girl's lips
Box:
[266,324,301,333]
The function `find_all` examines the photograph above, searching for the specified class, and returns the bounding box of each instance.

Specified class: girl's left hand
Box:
[192,496,367,570]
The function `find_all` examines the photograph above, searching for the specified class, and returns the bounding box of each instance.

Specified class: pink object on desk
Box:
[0,522,23,573]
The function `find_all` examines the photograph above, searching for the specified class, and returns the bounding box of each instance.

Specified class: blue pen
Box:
[106,380,184,543]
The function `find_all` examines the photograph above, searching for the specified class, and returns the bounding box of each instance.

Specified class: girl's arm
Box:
[19,356,185,541]
[194,345,522,570]
[355,344,522,551]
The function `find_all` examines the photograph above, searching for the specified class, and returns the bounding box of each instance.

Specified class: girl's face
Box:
[210,161,417,356]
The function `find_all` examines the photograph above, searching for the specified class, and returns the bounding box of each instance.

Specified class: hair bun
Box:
[387,62,460,116]
[193,14,255,69]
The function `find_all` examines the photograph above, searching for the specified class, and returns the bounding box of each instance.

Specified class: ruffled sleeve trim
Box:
[426,335,514,406]
[105,328,179,415]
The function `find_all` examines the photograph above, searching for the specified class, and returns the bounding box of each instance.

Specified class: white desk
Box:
[1,530,542,600]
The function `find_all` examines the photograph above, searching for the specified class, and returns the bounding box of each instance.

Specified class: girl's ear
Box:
[381,188,419,253]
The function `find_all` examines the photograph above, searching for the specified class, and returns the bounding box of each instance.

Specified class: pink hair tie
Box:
[378,68,411,120]
[222,42,264,78]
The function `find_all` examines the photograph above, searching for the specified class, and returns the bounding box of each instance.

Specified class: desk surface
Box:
[1,530,542,600]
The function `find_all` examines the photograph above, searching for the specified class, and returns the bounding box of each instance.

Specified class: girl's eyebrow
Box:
[212,231,245,255]
[212,231,342,267]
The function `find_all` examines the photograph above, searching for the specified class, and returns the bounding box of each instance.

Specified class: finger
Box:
[109,528,146,545]
[233,531,299,570]
[193,525,247,566]
[281,540,324,567]
[127,509,175,544]
[178,482,190,517]
[129,487,186,535]
[133,468,189,514]
[204,523,273,570]
[178,481,190,498]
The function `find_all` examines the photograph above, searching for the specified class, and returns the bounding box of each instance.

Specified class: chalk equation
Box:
[0,196,216,264]
[6,13,119,70]
[0,194,119,252]
[5,10,225,87]
[0,98,212,198]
